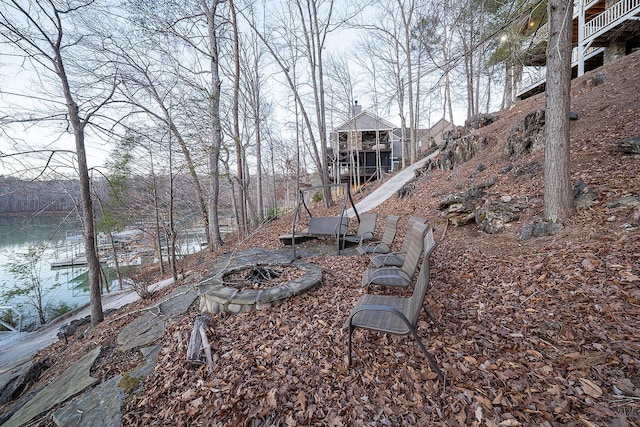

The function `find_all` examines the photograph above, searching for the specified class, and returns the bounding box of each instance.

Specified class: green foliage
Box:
[46,301,77,320]
[265,206,279,221]
[484,0,549,67]
[97,133,137,235]
[0,308,19,331]
[312,191,323,203]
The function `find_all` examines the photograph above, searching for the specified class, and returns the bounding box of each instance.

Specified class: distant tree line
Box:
[0,176,80,214]
[0,175,219,216]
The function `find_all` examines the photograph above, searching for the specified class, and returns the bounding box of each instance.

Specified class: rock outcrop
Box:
[503,109,545,160]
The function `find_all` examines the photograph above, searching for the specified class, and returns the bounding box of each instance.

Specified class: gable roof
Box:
[334,110,397,132]
[430,118,453,134]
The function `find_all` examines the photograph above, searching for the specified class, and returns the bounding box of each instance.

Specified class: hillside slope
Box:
[5,51,640,426]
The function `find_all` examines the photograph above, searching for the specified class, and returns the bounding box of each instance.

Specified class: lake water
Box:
[0,214,209,329]
[0,214,91,329]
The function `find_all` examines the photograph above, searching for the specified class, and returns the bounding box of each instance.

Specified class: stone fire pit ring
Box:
[197,249,323,315]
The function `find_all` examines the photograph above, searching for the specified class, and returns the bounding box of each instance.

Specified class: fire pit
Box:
[197,249,323,314]
[222,264,306,291]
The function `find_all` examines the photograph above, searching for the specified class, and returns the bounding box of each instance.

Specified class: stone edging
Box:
[197,249,322,314]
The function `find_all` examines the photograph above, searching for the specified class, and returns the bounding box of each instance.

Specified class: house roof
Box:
[334,110,397,132]
[430,118,453,134]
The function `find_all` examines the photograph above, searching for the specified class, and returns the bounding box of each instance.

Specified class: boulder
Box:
[519,217,564,240]
[465,113,499,130]
[573,180,598,209]
[613,136,640,154]
[472,177,497,190]
[439,134,489,170]
[513,161,543,178]
[586,71,606,87]
[503,109,545,160]
[476,200,521,234]
[438,189,485,227]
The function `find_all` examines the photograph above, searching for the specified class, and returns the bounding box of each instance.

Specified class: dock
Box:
[50,256,88,269]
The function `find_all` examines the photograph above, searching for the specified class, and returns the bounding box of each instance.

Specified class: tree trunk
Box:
[544,0,574,222]
[204,1,225,250]
[109,232,124,290]
[150,152,165,275]
[168,120,213,251]
[56,58,104,326]
[229,0,246,237]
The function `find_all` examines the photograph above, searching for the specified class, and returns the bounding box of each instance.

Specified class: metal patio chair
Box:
[356,215,400,255]
[361,221,428,290]
[343,212,378,246]
[369,216,428,268]
[346,227,445,382]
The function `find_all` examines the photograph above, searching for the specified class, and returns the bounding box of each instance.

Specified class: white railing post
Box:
[578,0,586,75]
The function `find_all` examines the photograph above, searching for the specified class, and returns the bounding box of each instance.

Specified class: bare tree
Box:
[543,0,574,222]
[396,0,419,163]
[123,0,228,250]
[228,0,247,237]
[107,26,215,251]
[243,1,362,206]
[0,0,115,326]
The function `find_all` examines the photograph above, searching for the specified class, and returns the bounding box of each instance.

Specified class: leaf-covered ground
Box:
[10,52,640,426]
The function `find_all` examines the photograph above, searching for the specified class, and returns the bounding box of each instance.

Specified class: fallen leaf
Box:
[499,419,521,426]
[619,271,639,282]
[267,388,278,408]
[296,390,307,411]
[579,378,603,398]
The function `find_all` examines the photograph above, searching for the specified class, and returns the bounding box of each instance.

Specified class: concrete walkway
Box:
[345,150,438,217]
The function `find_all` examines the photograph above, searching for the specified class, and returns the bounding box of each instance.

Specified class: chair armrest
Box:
[360,231,375,241]
[360,239,383,248]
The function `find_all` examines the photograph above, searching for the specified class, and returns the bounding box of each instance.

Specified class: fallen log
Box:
[186,314,214,372]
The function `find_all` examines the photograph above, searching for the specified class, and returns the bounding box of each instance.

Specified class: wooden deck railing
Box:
[584,0,640,39]
[517,0,639,98]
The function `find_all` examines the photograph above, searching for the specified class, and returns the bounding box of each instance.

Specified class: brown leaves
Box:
[579,378,604,399]
[23,57,640,425]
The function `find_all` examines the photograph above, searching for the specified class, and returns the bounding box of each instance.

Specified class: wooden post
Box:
[187,315,214,372]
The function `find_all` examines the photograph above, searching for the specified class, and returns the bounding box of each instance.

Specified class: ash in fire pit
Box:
[245,266,280,284]
[222,263,305,291]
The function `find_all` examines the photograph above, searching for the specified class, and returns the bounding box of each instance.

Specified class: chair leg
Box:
[410,328,445,384]
[422,303,444,334]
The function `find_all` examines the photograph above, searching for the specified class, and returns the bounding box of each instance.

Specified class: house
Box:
[328,102,453,185]
[422,117,454,147]
[328,102,398,185]
[517,0,640,99]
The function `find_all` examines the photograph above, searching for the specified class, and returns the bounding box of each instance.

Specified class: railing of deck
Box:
[516,46,604,97]
[516,0,639,97]
[584,0,640,38]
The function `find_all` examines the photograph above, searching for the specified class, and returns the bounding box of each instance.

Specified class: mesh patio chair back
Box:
[356,215,400,255]
[369,216,428,267]
[399,221,429,280]
[346,227,444,382]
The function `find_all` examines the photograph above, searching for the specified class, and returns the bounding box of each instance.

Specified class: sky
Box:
[0,2,470,180]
